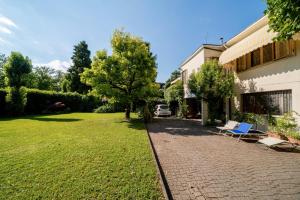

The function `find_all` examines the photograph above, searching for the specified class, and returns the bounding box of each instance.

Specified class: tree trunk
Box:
[125,103,131,120]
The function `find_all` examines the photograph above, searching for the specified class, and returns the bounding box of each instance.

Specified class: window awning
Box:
[219,25,277,64]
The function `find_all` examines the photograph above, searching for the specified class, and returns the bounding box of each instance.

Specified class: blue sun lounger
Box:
[227,122,253,140]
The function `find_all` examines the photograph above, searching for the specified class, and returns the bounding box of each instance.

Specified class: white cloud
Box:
[0,26,12,34]
[0,16,17,28]
[0,36,11,45]
[34,60,71,72]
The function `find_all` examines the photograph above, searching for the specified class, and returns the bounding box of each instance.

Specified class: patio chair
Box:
[258,137,288,147]
[258,137,298,150]
[226,122,253,140]
[216,120,239,134]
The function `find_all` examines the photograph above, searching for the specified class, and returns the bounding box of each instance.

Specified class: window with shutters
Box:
[263,43,273,63]
[251,48,261,67]
[275,40,290,59]
[242,90,292,115]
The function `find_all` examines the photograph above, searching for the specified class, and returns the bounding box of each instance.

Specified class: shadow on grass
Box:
[28,117,82,122]
[117,118,145,130]
[0,115,82,122]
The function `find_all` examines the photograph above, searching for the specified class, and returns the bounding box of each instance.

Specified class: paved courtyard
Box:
[148,118,300,200]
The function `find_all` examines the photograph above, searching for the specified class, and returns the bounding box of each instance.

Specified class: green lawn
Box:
[0,113,162,199]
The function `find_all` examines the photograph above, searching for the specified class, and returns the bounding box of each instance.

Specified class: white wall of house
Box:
[180,46,223,124]
[231,40,300,125]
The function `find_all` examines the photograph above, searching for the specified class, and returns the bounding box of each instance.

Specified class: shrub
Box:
[270,112,300,140]
[94,103,115,113]
[5,87,27,116]
[0,89,7,116]
[24,89,101,114]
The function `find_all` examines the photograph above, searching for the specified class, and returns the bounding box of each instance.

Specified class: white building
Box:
[219,16,300,126]
[180,44,224,123]
[180,16,300,126]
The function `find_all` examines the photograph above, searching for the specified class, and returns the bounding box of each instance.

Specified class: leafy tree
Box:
[4,52,32,115]
[265,0,300,40]
[165,69,181,89]
[81,30,157,120]
[0,54,7,88]
[4,52,32,88]
[189,60,234,124]
[164,80,183,104]
[164,80,185,117]
[66,41,92,94]
[24,66,65,91]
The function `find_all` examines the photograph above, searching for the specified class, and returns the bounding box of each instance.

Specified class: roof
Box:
[180,44,224,67]
[224,15,268,48]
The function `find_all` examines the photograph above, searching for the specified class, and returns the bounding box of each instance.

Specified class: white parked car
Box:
[154,104,171,117]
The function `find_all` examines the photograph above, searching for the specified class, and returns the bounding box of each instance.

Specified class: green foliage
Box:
[265,0,300,41]
[270,112,300,140]
[81,29,157,119]
[178,99,188,118]
[164,80,183,104]
[5,87,27,116]
[4,52,32,88]
[165,69,181,89]
[25,66,65,91]
[233,111,266,129]
[25,89,101,114]
[189,60,234,122]
[0,89,7,115]
[94,103,115,113]
[0,54,7,88]
[66,41,92,94]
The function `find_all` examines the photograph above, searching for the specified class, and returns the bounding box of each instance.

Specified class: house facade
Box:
[180,44,224,122]
[219,16,300,126]
[180,16,300,126]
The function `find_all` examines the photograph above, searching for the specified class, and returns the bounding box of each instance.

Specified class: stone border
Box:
[146,124,173,200]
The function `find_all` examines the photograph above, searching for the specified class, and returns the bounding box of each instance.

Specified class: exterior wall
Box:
[231,40,300,125]
[181,48,223,98]
[180,47,223,123]
[181,50,205,98]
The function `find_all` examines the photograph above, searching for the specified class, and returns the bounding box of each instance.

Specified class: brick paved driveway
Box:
[148,118,300,200]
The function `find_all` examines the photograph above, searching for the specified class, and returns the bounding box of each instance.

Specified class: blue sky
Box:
[0,0,266,82]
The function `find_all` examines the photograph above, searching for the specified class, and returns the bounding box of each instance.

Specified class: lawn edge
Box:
[145,123,173,200]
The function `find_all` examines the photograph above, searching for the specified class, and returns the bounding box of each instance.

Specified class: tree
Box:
[165,69,181,89]
[0,54,7,88]
[4,52,32,115]
[188,60,234,124]
[4,52,32,88]
[265,0,300,41]
[81,30,157,120]
[25,66,64,91]
[164,80,183,116]
[66,41,92,94]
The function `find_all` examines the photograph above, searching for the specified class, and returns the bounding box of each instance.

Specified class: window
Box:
[225,40,296,73]
[182,70,188,84]
[236,56,245,72]
[242,90,292,115]
[263,43,273,63]
[251,48,261,67]
[275,40,290,59]
[245,53,251,69]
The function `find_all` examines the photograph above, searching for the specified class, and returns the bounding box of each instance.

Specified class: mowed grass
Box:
[0,113,162,199]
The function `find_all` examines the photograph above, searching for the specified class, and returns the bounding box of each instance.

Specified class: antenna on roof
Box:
[205,32,208,44]
[220,37,224,45]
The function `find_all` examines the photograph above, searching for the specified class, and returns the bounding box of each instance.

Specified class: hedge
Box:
[0,88,102,116]
[25,89,101,114]
[0,89,6,116]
